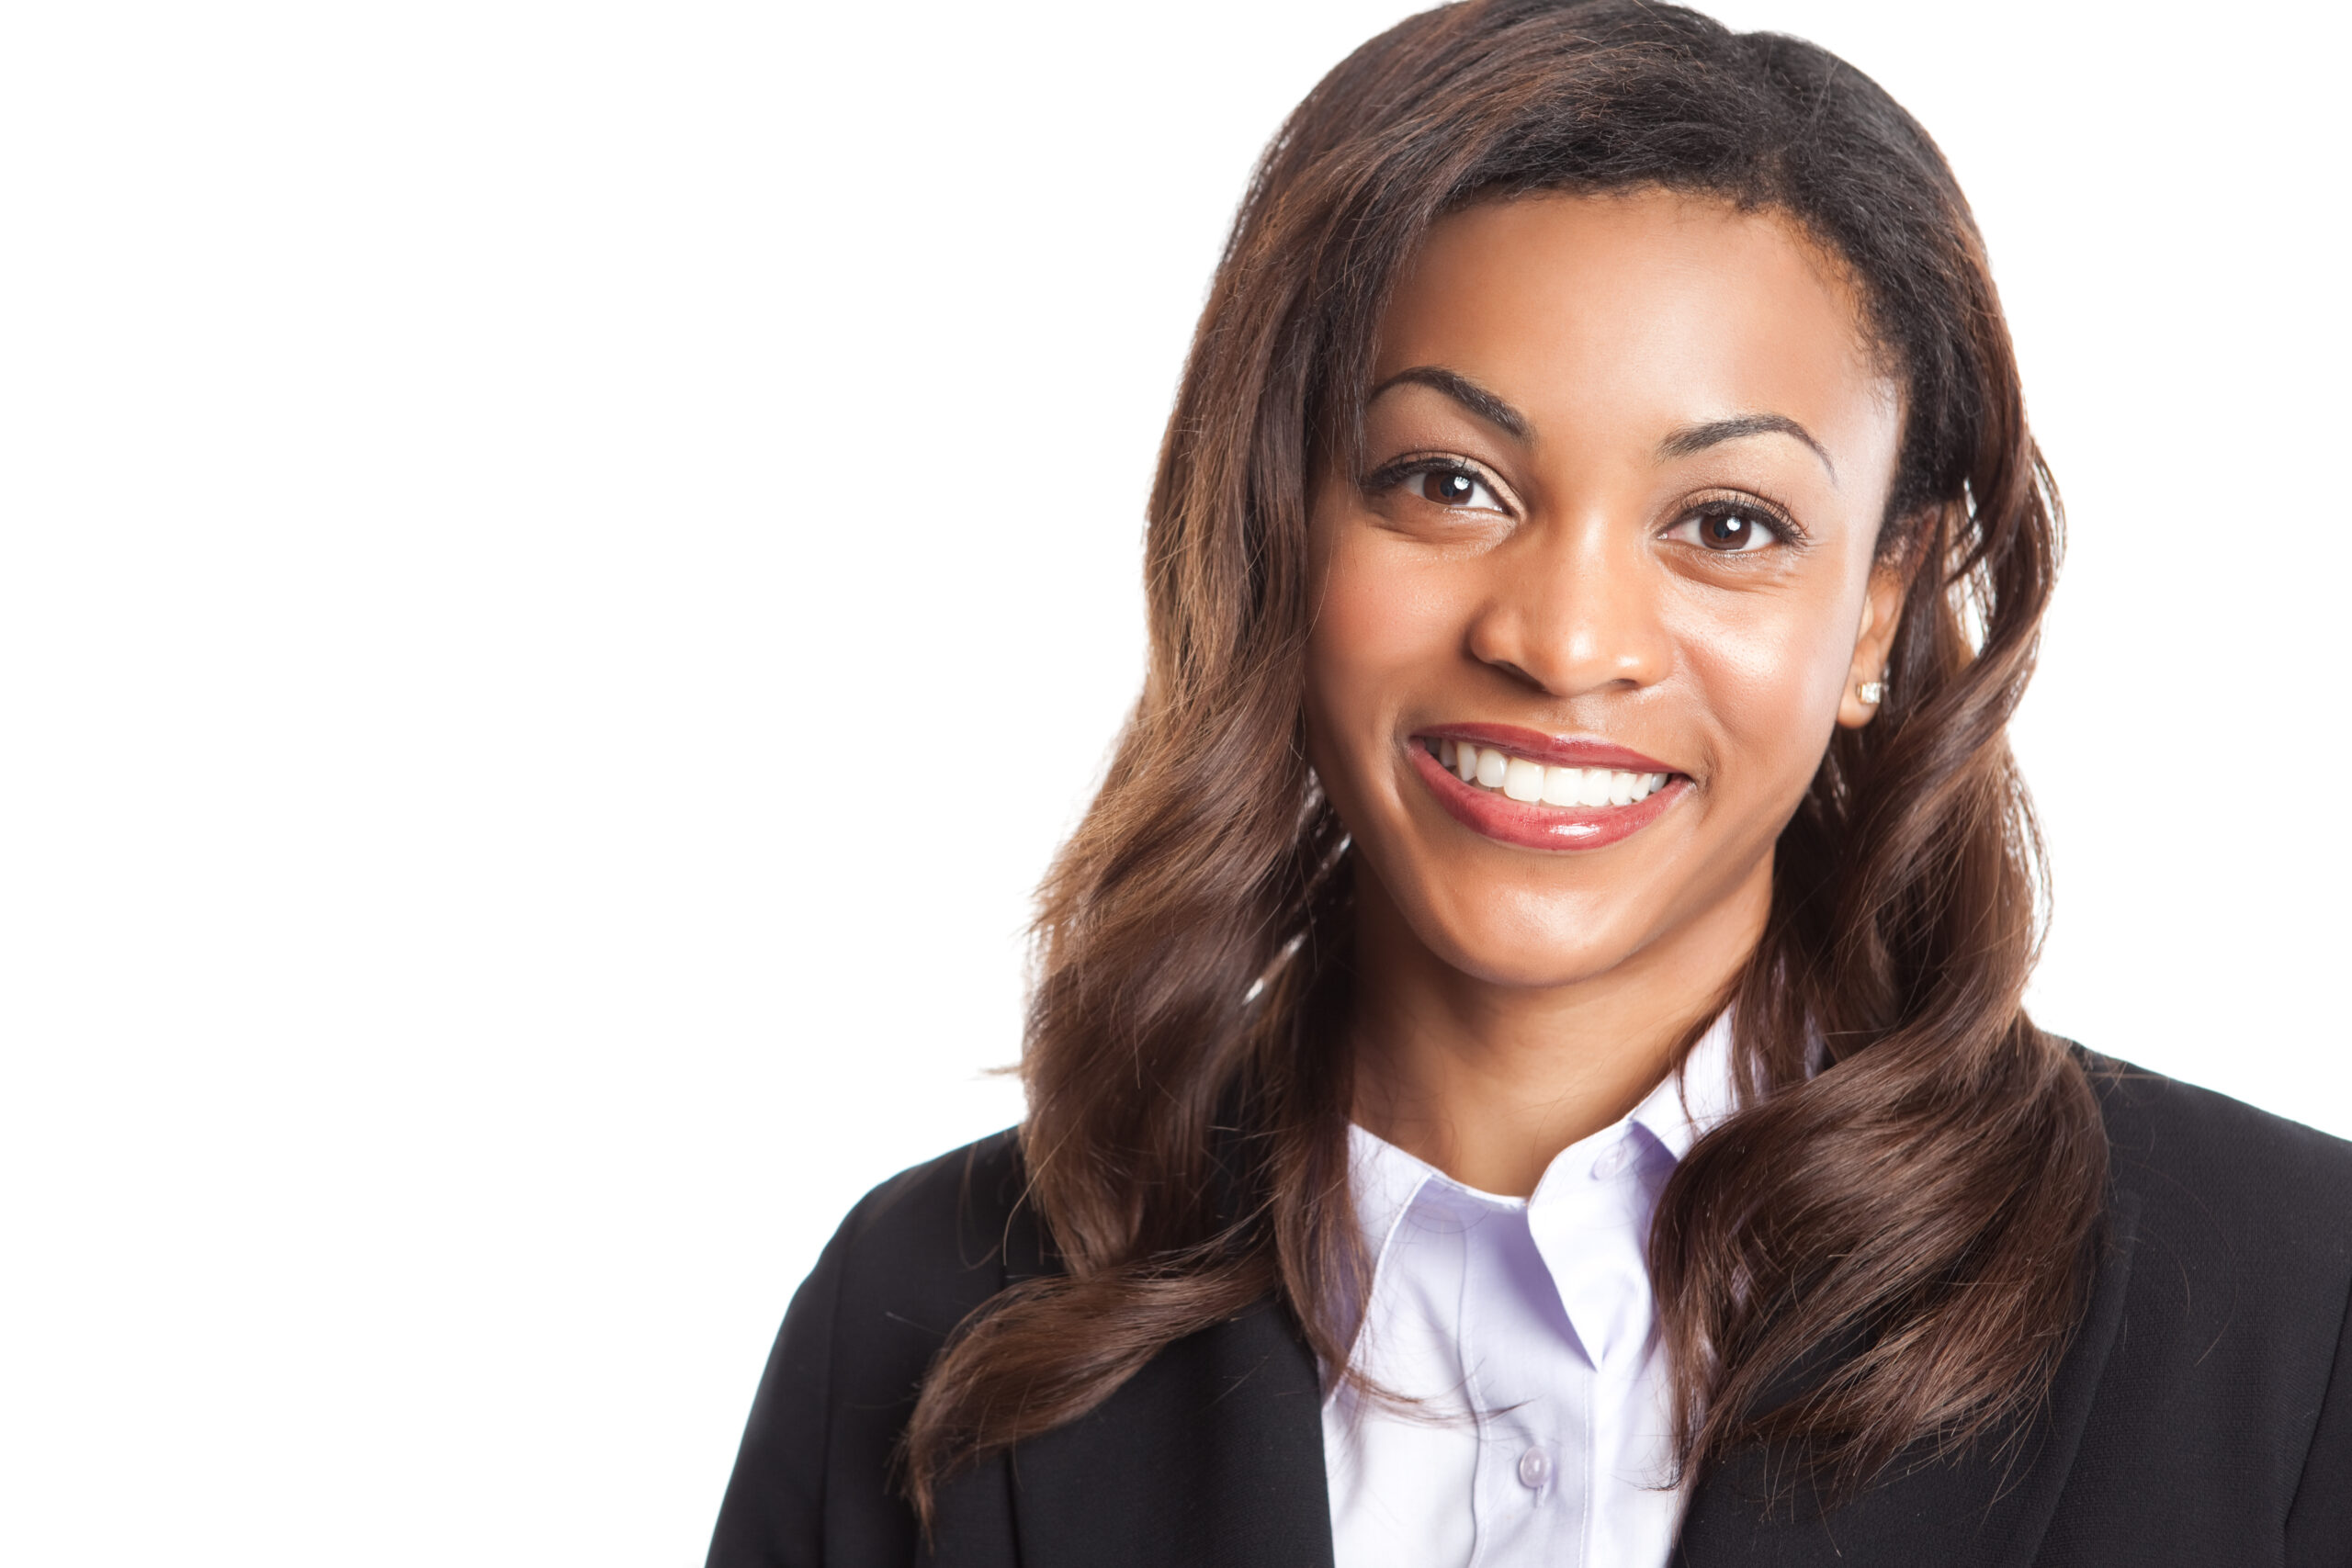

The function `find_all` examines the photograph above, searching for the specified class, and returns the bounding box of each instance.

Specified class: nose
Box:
[1464,515,1671,697]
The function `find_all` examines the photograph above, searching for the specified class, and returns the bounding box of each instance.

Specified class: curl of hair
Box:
[906,0,2106,1518]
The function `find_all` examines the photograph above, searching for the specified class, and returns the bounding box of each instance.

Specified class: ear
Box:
[1837,555,1908,729]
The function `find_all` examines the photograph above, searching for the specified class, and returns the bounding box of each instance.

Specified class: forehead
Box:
[1374,190,1899,479]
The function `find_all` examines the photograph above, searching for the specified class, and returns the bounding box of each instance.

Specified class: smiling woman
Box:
[707,3,2352,1564]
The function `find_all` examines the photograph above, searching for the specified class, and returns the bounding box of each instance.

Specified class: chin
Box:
[1408,887,1657,990]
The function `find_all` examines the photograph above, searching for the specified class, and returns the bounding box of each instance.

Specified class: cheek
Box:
[1678,589,1855,792]
[1306,527,1466,736]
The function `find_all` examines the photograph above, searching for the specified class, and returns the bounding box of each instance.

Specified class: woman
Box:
[711,2,2352,1562]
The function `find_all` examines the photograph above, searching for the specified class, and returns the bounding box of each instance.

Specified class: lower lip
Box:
[1408,744,1686,852]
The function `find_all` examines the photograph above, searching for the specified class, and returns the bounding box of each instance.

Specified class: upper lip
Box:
[1416,722,1680,776]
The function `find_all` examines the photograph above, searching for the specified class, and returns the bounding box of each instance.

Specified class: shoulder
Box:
[2076,1046,2352,1306]
[706,1131,1033,1568]
[807,1128,1036,1448]
[2077,1046,2352,1244]
[821,1126,1038,1354]
[2039,1051,2352,1548]
[832,1128,1032,1268]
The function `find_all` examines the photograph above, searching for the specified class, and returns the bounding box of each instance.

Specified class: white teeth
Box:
[1434,740,1678,809]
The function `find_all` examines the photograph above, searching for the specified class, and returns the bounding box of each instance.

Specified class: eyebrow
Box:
[1366,366,1533,443]
[1369,370,1838,484]
[1659,413,1838,483]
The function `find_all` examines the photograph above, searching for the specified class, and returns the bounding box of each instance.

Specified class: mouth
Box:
[1408,725,1689,852]
[1425,736,1674,807]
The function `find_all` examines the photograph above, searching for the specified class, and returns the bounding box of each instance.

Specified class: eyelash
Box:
[1364,454,1514,514]
[1668,492,1811,554]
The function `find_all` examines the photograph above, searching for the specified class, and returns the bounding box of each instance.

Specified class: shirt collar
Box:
[1624,1008,1739,1165]
[1346,1009,1743,1249]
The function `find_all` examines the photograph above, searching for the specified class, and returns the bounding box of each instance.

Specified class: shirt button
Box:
[1593,1145,1628,1179]
[1517,1447,1552,1489]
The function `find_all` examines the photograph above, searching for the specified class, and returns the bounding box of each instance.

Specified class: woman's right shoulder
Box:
[821,1127,1039,1299]
[706,1129,1036,1567]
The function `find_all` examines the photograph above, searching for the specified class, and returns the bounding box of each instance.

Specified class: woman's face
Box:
[1305,190,1907,992]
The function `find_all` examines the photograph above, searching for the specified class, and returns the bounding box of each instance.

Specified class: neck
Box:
[1345,862,1769,1197]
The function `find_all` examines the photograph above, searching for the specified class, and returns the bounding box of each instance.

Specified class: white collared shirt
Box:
[1322,1015,1740,1568]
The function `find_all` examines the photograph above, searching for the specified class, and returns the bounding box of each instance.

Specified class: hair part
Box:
[905,0,2105,1518]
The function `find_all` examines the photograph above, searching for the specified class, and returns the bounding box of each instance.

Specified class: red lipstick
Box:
[1408,726,1689,852]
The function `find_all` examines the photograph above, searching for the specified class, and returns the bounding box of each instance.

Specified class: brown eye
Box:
[1409,465,1503,512]
[1672,503,1781,553]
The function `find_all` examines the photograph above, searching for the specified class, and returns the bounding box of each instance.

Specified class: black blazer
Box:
[709,1056,2352,1566]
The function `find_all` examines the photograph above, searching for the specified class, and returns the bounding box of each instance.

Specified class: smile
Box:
[1427,738,1671,807]
[1408,727,1688,851]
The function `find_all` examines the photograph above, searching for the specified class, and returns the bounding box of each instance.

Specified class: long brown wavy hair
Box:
[906,0,2107,1517]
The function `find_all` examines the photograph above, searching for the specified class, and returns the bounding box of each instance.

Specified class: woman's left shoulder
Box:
[2039,1047,2352,1551]
[2070,1043,2352,1365]
[2074,1044,2352,1241]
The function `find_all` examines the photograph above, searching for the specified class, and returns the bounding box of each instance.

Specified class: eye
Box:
[1670,502,1783,553]
[1408,463,1505,513]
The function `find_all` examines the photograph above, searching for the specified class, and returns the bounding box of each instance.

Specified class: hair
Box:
[904,0,2107,1517]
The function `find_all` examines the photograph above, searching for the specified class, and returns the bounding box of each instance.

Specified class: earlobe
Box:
[1838,560,1908,729]
[1838,672,1889,729]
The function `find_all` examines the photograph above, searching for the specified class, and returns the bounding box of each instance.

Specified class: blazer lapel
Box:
[1675,1189,2143,1568]
[1007,1300,1335,1568]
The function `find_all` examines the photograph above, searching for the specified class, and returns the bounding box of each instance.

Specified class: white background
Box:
[3,2,2343,1562]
